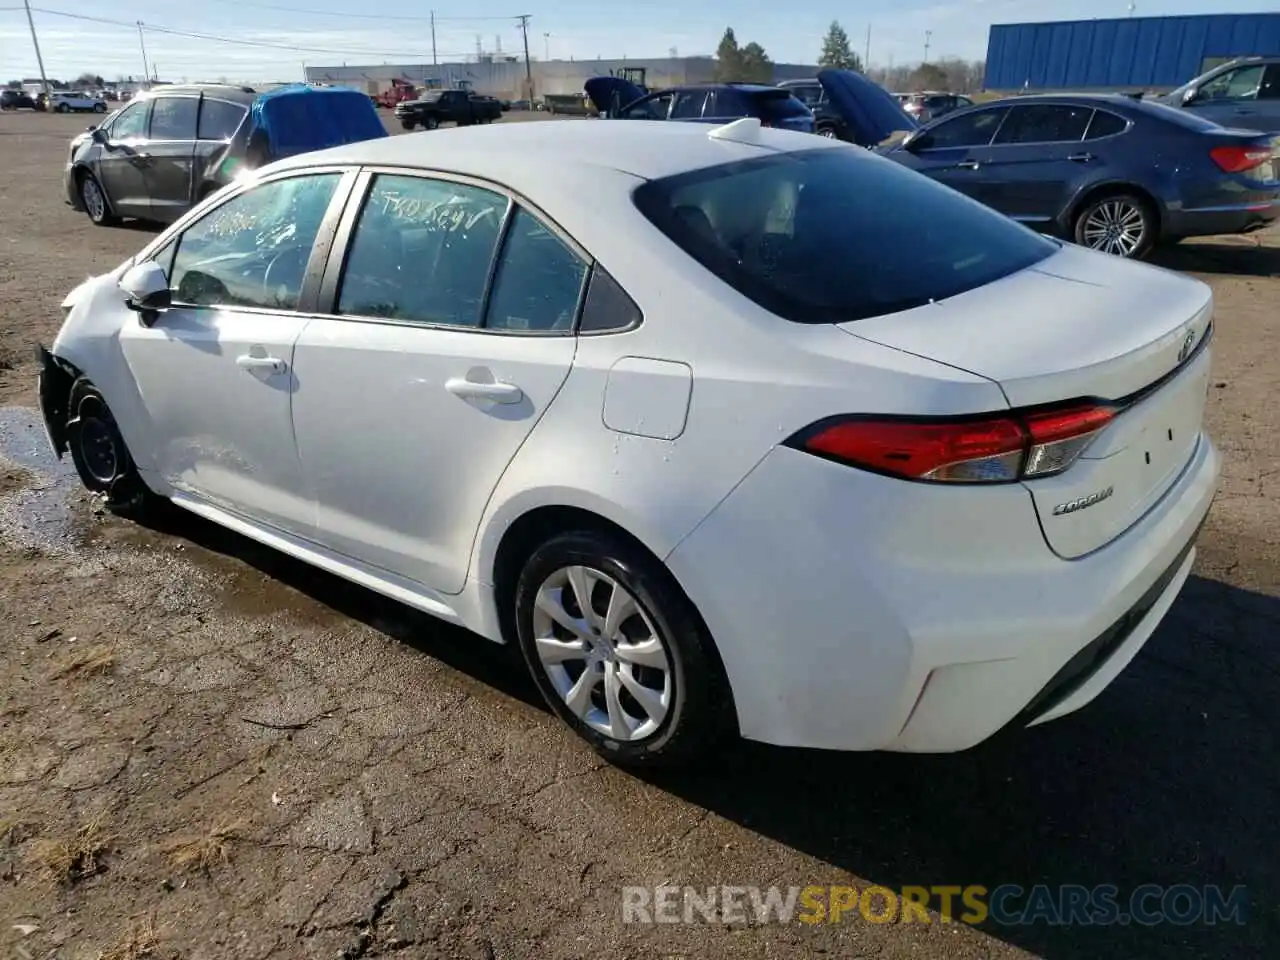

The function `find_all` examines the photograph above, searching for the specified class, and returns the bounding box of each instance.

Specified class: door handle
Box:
[236,354,286,374]
[1067,153,1095,163]
[955,159,980,170]
[445,376,523,404]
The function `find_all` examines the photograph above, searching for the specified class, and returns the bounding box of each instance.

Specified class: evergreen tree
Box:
[715,27,743,81]
[818,21,861,72]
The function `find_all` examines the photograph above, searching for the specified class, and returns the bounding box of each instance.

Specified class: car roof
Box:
[268,118,842,185]
[134,84,256,103]
[675,82,784,94]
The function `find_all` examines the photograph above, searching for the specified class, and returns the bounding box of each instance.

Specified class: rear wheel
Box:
[817,124,838,139]
[65,377,156,515]
[1072,193,1156,259]
[56,102,70,113]
[514,530,732,768]
[94,103,106,113]
[78,171,118,226]
[425,115,440,130]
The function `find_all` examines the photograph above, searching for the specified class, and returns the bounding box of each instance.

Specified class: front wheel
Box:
[817,125,838,139]
[65,377,156,514]
[400,119,416,130]
[1073,193,1156,259]
[514,530,732,768]
[56,103,70,113]
[78,171,118,226]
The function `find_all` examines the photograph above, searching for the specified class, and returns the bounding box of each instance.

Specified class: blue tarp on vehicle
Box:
[249,83,387,160]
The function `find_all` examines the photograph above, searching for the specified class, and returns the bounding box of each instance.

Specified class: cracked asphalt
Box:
[1,110,1279,960]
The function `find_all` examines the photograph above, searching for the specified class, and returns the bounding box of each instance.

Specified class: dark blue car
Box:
[585,68,919,146]
[881,93,1280,258]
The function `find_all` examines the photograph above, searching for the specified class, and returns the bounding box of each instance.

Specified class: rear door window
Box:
[704,89,745,118]
[198,98,247,140]
[633,148,1056,324]
[670,91,709,120]
[921,107,1007,148]
[1260,64,1280,100]
[992,104,1092,144]
[1084,109,1128,139]
[149,97,198,140]
[751,90,811,123]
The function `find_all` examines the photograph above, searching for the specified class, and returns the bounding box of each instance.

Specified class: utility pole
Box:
[923,29,932,64]
[137,21,151,88]
[430,11,437,65]
[517,14,532,100]
[864,24,871,72]
[22,0,50,97]
[544,32,550,62]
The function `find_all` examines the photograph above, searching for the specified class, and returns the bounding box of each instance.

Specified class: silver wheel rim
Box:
[82,178,105,221]
[1082,199,1145,257]
[819,128,837,138]
[532,565,673,741]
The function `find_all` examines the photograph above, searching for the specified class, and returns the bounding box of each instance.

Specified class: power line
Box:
[17,6,480,59]
[204,0,522,21]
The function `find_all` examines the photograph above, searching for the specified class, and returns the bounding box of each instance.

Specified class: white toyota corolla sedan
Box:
[38,118,1219,766]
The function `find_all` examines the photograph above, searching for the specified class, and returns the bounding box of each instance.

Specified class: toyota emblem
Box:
[1177,330,1196,364]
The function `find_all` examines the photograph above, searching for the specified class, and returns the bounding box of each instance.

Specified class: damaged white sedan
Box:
[39,118,1219,766]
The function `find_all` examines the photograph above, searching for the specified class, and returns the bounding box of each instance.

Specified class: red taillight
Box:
[790,403,1116,484]
[1210,145,1272,174]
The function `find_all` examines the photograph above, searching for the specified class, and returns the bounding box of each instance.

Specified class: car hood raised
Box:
[816,68,919,146]
[585,76,647,115]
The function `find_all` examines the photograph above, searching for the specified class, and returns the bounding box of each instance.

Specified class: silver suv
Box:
[1162,57,1280,133]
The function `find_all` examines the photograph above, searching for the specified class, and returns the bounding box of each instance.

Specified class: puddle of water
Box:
[0,405,86,555]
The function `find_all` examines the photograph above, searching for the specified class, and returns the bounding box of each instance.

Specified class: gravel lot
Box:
[1,108,1278,960]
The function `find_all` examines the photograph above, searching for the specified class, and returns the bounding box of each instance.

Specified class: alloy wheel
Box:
[81,177,105,222]
[818,127,837,138]
[1081,199,1146,257]
[531,564,673,742]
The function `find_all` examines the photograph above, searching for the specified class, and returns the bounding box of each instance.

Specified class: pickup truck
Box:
[394,90,503,130]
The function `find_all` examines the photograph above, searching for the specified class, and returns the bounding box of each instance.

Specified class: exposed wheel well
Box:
[1065,182,1162,238]
[490,504,737,724]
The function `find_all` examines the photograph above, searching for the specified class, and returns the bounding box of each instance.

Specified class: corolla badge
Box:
[1177,329,1196,364]
[1053,486,1114,516]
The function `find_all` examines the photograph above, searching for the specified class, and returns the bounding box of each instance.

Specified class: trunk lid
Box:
[841,243,1215,558]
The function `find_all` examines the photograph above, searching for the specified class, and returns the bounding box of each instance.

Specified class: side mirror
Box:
[90,127,107,143]
[1181,87,1199,105]
[119,260,171,326]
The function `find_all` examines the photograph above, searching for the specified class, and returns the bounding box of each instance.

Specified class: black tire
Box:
[816,124,838,139]
[1072,192,1156,260]
[77,170,118,226]
[400,119,416,130]
[425,115,440,130]
[514,529,732,768]
[65,377,157,515]
[56,102,69,113]
[94,103,106,113]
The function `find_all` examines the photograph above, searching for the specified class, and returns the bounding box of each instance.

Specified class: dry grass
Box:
[99,916,159,960]
[48,643,116,680]
[0,816,34,844]
[161,816,245,873]
[28,808,112,884]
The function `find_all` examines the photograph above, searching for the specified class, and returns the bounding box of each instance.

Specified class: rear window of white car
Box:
[633,147,1057,323]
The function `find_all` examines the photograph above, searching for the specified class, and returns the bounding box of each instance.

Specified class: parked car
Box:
[588,70,917,147]
[1161,56,1280,134]
[51,91,107,113]
[394,89,503,130]
[901,90,975,124]
[65,83,387,227]
[881,93,1280,258]
[39,118,1219,766]
[0,89,38,110]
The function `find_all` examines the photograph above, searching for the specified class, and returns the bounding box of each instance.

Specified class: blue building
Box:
[984,13,1280,92]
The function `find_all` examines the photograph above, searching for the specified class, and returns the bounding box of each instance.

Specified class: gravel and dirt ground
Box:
[1,108,1278,960]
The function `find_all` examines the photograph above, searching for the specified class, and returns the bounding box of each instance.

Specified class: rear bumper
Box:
[1164,199,1280,239]
[665,432,1220,754]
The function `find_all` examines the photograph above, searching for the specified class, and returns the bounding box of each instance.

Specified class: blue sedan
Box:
[880,93,1280,258]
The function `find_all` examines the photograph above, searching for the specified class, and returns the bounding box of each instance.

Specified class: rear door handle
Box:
[956,159,980,170]
[445,377,523,404]
[236,354,286,374]
[1067,153,1095,163]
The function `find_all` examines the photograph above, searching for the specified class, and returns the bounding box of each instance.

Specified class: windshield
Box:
[633,148,1057,324]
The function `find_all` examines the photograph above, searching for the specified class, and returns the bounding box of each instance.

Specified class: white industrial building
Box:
[304,55,821,101]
